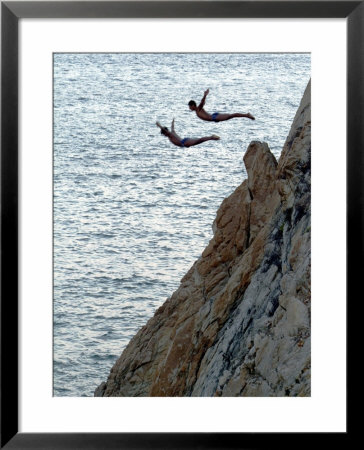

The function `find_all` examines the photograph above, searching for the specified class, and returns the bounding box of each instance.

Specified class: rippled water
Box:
[53,53,310,396]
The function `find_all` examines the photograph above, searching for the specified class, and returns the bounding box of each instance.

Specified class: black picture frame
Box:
[1,1,357,448]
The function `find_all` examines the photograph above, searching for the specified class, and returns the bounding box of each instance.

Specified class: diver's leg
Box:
[184,136,220,147]
[215,112,255,121]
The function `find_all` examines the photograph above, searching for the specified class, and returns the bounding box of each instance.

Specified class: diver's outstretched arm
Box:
[197,88,209,111]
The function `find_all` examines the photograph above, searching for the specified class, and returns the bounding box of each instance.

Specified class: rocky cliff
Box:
[95,81,311,397]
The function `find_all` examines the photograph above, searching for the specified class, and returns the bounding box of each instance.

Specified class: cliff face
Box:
[95,81,311,397]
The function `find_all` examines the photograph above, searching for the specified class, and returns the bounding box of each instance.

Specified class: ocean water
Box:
[53,53,310,396]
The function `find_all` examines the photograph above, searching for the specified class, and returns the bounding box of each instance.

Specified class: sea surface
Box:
[53,53,310,396]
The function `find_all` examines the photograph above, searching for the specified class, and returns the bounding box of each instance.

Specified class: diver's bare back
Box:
[196,108,213,121]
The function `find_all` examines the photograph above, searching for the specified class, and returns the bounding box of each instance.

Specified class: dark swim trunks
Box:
[211,112,219,122]
[180,138,189,147]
